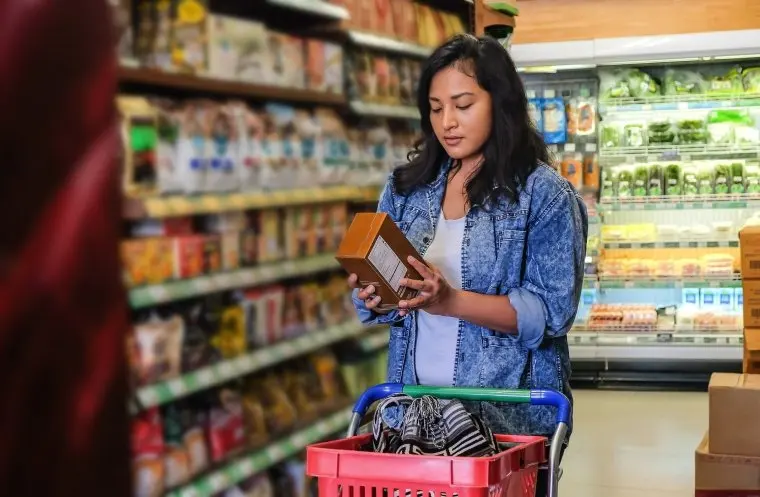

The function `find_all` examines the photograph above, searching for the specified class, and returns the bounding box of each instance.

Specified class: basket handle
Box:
[352,383,571,425]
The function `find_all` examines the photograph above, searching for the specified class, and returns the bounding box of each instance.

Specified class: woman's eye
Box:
[457,104,473,111]
[431,108,442,114]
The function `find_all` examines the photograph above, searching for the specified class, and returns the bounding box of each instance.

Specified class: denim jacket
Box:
[353,161,588,436]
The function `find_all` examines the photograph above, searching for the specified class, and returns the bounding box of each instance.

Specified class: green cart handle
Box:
[348,383,570,497]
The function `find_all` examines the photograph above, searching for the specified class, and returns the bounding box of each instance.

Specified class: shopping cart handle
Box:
[352,383,571,425]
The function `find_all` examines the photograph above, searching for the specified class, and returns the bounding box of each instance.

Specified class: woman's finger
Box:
[399,309,408,317]
[347,273,359,289]
[399,294,429,309]
[357,284,376,300]
[407,256,434,279]
[365,295,382,310]
[400,278,427,291]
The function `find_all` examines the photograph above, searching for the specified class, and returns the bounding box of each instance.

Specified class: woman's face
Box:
[428,64,492,162]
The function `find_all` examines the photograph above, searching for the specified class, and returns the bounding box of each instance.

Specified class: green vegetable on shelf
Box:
[731,162,746,194]
[664,163,682,195]
[624,124,646,148]
[648,131,676,144]
[648,120,671,133]
[677,119,706,131]
[696,163,715,195]
[743,67,760,93]
[683,165,698,196]
[601,125,621,148]
[633,166,649,196]
[746,163,760,194]
[601,167,616,199]
[706,66,743,94]
[714,163,731,194]
[648,164,663,196]
[678,129,708,144]
[617,167,633,197]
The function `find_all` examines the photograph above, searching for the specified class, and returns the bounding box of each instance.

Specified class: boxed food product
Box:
[336,212,422,310]
[582,155,599,190]
[695,433,760,494]
[118,97,159,197]
[682,288,700,307]
[174,235,205,279]
[324,43,344,95]
[743,279,760,328]
[708,373,760,456]
[121,238,175,287]
[268,32,305,89]
[171,0,208,74]
[206,15,268,82]
[241,286,285,347]
[256,210,284,263]
[740,225,760,279]
[207,389,247,462]
[131,315,185,385]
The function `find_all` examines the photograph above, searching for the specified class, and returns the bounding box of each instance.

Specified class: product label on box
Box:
[368,236,406,294]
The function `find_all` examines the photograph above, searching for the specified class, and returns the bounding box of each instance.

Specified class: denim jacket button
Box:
[423,236,430,244]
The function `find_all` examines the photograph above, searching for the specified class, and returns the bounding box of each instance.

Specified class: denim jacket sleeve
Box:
[507,185,588,350]
[351,176,406,326]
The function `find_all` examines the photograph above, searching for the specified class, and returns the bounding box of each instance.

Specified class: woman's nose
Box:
[442,108,458,130]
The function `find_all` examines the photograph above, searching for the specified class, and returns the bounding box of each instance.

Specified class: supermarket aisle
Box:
[562,389,706,497]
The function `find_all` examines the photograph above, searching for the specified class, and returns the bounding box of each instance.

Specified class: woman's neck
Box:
[456,154,483,178]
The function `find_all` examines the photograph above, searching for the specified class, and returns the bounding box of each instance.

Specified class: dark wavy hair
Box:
[393,34,549,206]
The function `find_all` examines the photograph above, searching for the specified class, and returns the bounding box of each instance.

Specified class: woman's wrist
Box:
[442,289,465,318]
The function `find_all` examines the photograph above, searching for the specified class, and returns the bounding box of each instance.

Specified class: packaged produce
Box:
[561,155,583,189]
[647,163,664,196]
[683,164,699,196]
[601,124,621,148]
[207,388,246,463]
[747,162,760,194]
[541,97,567,144]
[714,163,732,194]
[648,120,676,144]
[697,162,715,195]
[707,109,759,145]
[599,68,660,99]
[743,67,760,93]
[664,68,707,95]
[632,165,649,197]
[730,161,746,193]
[706,66,743,94]
[616,166,633,197]
[676,118,708,144]
[600,167,615,198]
[131,314,185,385]
[624,123,647,148]
[583,155,599,190]
[664,163,683,195]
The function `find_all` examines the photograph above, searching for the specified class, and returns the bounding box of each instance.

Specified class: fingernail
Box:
[374,296,381,302]
[400,279,407,286]
[407,256,415,263]
[398,301,406,308]
[367,285,375,294]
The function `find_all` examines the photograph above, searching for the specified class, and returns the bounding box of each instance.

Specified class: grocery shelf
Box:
[129,254,339,308]
[599,194,760,211]
[135,321,377,410]
[599,93,760,113]
[570,331,742,361]
[123,185,373,219]
[166,407,352,497]
[358,329,390,352]
[603,240,739,249]
[598,275,741,289]
[346,31,433,57]
[117,66,346,105]
[348,100,421,119]
[599,143,760,159]
[266,0,350,19]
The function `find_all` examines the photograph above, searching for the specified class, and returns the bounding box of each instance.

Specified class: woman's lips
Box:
[444,136,463,146]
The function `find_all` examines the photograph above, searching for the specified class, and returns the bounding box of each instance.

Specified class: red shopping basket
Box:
[306,384,571,497]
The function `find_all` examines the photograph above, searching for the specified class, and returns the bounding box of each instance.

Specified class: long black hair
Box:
[393,34,549,206]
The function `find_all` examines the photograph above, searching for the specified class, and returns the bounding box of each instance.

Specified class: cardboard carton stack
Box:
[740,226,760,372]
[697,374,760,495]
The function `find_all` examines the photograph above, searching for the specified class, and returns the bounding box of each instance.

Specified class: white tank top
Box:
[415,212,465,386]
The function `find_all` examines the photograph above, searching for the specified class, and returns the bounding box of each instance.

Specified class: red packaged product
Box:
[206,389,246,463]
[173,235,204,279]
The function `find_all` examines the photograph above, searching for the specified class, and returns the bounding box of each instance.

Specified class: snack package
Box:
[162,404,192,488]
[541,97,567,144]
[175,101,210,193]
[250,374,298,436]
[527,93,542,132]
[229,103,265,191]
[118,96,159,197]
[282,285,305,338]
[210,305,246,359]
[310,351,345,407]
[241,285,285,347]
[324,43,344,95]
[315,108,350,185]
[576,97,596,136]
[206,104,239,192]
[560,155,583,189]
[132,408,165,497]
[171,0,208,74]
[181,300,220,373]
[305,39,326,92]
[240,229,258,266]
[121,238,175,287]
[132,314,185,385]
[241,391,270,448]
[152,98,183,194]
[582,155,599,190]
[282,369,320,422]
[206,389,247,463]
[206,15,268,82]
[173,235,205,279]
[134,0,173,69]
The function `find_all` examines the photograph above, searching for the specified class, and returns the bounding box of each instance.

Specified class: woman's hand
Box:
[398,256,458,317]
[347,273,390,314]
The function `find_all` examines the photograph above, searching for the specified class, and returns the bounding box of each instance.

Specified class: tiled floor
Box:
[561,389,707,497]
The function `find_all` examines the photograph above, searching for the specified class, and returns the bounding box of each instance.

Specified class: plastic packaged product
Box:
[282,370,320,422]
[131,314,185,385]
[683,164,699,196]
[702,254,735,277]
[131,408,165,497]
[624,123,647,148]
[229,103,264,191]
[241,286,285,347]
[664,68,707,95]
[601,124,621,148]
[541,97,567,144]
[664,163,683,195]
[678,259,701,277]
[252,374,298,436]
[162,404,194,488]
[616,166,633,197]
[241,391,269,448]
[677,118,708,144]
[743,67,760,93]
[632,165,649,197]
[235,475,275,497]
[714,163,732,194]
[528,95,542,132]
[576,98,597,136]
[706,66,743,94]
[730,161,746,193]
[315,108,350,185]
[294,109,321,185]
[207,388,247,463]
[175,101,210,193]
[695,162,715,195]
[561,155,583,189]
[736,288,744,312]
[648,119,675,144]
[746,162,760,194]
[210,305,246,359]
[181,301,221,374]
[601,167,615,198]
[599,68,659,99]
[583,155,600,190]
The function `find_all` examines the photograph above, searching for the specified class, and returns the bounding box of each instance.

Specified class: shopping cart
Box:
[306,383,570,497]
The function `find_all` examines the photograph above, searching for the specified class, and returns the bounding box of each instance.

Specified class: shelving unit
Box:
[348,101,421,119]
[345,30,433,58]
[165,407,352,497]
[266,0,350,20]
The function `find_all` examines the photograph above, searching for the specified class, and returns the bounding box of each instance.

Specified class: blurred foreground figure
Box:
[0,1,130,495]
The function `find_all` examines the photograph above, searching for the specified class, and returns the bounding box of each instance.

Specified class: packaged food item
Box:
[324,43,344,95]
[236,474,275,497]
[527,93,542,132]
[118,97,159,197]
[714,163,732,194]
[121,238,175,287]
[283,207,315,259]
[313,206,331,253]
[282,285,305,338]
[162,404,192,488]
[229,103,264,191]
[131,408,165,497]
[241,391,269,448]
[632,165,649,197]
[576,97,596,136]
[206,15,268,82]
[731,161,746,194]
[132,314,185,385]
[211,305,246,359]
[134,0,173,69]
[541,97,567,144]
[747,162,760,194]
[373,0,395,35]
[561,155,583,189]
[601,123,621,148]
[648,119,676,144]
[624,123,647,148]
[702,253,735,277]
[176,101,210,194]
[267,32,305,88]
[615,166,633,198]
[241,285,285,347]
[706,66,744,94]
[696,162,715,195]
[240,229,258,266]
[315,108,350,185]
[336,212,422,310]
[664,68,706,95]
[251,375,298,436]
[282,369,320,422]
[205,105,238,192]
[152,99,183,194]
[600,167,615,198]
[173,235,205,279]
[664,163,683,195]
[743,67,760,93]
[294,109,321,185]
[181,300,221,373]
[206,388,246,463]
[305,39,326,92]
[311,351,345,407]
[330,203,349,250]
[599,68,660,99]
[171,0,208,73]
[390,0,415,42]
[255,210,283,263]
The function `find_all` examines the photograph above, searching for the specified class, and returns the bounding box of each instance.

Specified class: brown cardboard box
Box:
[740,225,760,280]
[743,279,760,328]
[744,330,760,373]
[695,433,760,495]
[336,213,422,310]
[709,373,760,456]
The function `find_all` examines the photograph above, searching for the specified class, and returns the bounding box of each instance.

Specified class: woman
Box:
[348,35,587,444]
